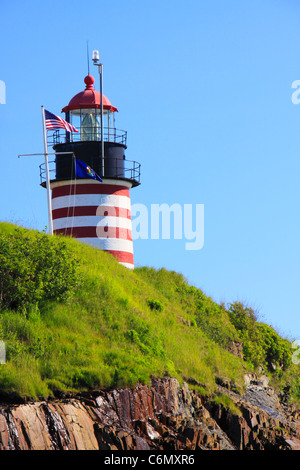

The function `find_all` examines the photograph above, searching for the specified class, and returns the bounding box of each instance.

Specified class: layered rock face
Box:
[0,377,299,450]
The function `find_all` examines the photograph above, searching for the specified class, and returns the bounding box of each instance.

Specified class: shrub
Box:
[257,323,291,371]
[228,302,264,368]
[0,229,80,311]
[147,299,163,311]
[228,302,291,372]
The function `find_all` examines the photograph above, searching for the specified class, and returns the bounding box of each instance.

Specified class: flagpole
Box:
[41,106,53,236]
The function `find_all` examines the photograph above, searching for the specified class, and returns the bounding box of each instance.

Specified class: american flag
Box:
[44,109,78,133]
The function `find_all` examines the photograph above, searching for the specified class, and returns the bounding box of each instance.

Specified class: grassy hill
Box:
[0,222,299,405]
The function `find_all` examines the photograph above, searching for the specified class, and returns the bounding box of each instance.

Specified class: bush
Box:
[228,302,264,368]
[0,229,80,311]
[228,302,291,371]
[257,323,291,371]
[147,299,163,311]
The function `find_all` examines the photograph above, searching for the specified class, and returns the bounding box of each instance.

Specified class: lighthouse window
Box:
[68,108,118,143]
[69,113,80,136]
[80,109,100,141]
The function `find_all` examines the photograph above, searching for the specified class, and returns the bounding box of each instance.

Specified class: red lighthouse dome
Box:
[62,75,118,113]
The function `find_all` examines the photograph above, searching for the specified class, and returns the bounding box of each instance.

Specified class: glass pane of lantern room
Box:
[107,111,113,142]
[80,109,99,141]
[103,110,109,142]
[95,108,105,140]
[69,112,80,139]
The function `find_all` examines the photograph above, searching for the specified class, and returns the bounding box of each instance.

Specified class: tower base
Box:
[51,178,134,269]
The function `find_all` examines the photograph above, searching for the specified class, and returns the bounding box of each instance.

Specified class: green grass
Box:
[0,222,298,403]
[211,392,243,417]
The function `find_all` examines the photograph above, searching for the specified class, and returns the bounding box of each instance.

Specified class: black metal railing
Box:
[39,160,56,184]
[47,127,127,147]
[123,160,141,183]
[39,156,141,185]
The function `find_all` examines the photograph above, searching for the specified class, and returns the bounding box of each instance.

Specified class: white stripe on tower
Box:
[52,194,131,210]
[51,179,134,269]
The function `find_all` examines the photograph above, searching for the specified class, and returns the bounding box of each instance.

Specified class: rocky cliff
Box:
[0,376,300,450]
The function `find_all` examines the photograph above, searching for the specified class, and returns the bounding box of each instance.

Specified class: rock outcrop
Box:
[0,376,299,450]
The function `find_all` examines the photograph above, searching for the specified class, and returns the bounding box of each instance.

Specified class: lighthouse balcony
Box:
[41,125,140,187]
[40,155,141,187]
[47,127,127,147]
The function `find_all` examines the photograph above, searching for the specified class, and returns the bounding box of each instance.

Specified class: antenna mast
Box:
[87,41,90,75]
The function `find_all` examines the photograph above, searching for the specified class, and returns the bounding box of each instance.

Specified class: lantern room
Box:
[62,74,118,142]
[47,74,140,186]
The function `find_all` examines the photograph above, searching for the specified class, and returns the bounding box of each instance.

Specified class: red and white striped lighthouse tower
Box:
[41,71,140,269]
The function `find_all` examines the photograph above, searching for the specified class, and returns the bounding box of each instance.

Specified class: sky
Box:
[0,0,300,340]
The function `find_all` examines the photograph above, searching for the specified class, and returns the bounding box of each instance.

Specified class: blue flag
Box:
[75,158,102,182]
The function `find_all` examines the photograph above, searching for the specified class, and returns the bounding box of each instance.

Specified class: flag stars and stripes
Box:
[44,109,78,133]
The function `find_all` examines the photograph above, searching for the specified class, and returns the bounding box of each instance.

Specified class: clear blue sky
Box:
[1,0,300,340]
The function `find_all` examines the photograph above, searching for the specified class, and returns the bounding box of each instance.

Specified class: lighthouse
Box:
[40,70,140,269]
